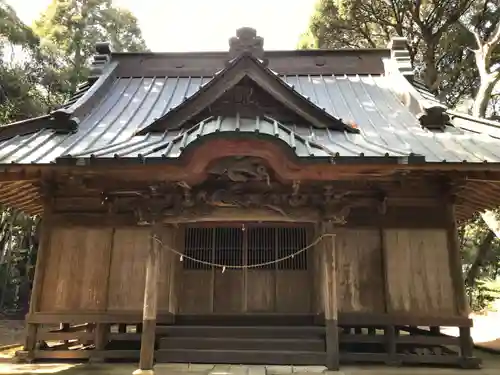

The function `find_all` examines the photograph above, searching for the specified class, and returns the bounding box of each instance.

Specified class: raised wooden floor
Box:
[20,313,481,368]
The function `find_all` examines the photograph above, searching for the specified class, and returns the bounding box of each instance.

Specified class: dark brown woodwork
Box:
[459,327,475,367]
[137,223,161,371]
[49,206,449,229]
[4,136,500,220]
[113,49,389,77]
[90,324,109,363]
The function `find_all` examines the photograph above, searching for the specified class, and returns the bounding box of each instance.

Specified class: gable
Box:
[136,53,359,135]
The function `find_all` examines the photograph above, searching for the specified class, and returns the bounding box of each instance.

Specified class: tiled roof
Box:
[1,74,500,164]
[2,34,500,167]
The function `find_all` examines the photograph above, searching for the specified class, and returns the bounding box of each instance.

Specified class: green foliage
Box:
[460,212,500,312]
[0,1,48,123]
[0,0,38,51]
[33,0,147,93]
[466,278,500,312]
[0,0,148,312]
[300,0,489,107]
[0,209,39,314]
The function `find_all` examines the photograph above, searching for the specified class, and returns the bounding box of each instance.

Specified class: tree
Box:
[33,0,147,94]
[0,0,48,123]
[459,1,500,118]
[301,1,500,309]
[0,0,149,314]
[299,0,479,107]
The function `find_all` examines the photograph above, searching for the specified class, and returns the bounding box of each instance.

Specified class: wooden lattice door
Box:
[178,224,311,314]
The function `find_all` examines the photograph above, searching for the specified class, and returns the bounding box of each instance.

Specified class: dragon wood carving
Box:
[112,156,352,224]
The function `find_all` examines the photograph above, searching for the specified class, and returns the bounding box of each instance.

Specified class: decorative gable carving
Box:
[229,27,265,62]
[195,77,317,124]
[136,41,359,135]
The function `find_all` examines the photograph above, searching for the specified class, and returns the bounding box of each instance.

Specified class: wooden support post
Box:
[445,198,469,317]
[321,221,339,371]
[459,327,475,366]
[22,201,53,362]
[446,191,480,369]
[167,226,178,318]
[134,222,161,375]
[90,324,109,363]
[385,325,398,366]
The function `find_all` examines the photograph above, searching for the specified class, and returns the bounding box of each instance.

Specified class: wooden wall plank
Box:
[336,229,384,313]
[214,270,243,313]
[39,227,113,312]
[39,227,64,311]
[178,270,212,314]
[276,271,311,313]
[79,228,114,310]
[384,229,455,316]
[246,270,274,312]
[107,227,149,311]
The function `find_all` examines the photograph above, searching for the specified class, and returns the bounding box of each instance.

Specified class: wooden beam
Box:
[321,221,339,371]
[23,201,53,361]
[446,197,469,317]
[136,222,161,374]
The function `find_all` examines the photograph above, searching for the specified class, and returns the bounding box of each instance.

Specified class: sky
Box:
[6,0,316,52]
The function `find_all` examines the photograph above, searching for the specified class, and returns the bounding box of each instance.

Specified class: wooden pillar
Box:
[167,225,178,317]
[23,203,53,361]
[134,222,161,375]
[321,221,339,371]
[446,195,478,368]
[445,198,468,317]
[90,323,109,363]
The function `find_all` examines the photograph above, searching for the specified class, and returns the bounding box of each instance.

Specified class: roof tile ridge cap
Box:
[447,110,500,128]
[52,42,117,133]
[383,56,452,130]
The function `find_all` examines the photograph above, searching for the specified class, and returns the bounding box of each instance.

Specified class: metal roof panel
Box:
[2,75,500,164]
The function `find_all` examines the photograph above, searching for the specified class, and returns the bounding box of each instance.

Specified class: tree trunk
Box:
[465,230,495,289]
[472,75,498,118]
[423,44,440,92]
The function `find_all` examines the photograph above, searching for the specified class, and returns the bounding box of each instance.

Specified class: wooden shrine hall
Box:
[3,27,500,372]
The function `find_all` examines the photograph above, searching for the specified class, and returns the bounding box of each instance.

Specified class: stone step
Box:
[159,336,325,351]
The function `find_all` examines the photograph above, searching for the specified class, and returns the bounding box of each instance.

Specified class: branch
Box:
[466,230,495,289]
[484,18,500,65]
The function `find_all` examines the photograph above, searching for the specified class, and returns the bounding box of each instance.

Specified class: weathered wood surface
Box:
[179,270,213,314]
[276,270,311,313]
[214,270,243,313]
[319,221,339,370]
[40,227,113,312]
[137,223,161,371]
[107,228,149,311]
[335,229,384,313]
[157,226,178,313]
[384,229,455,315]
